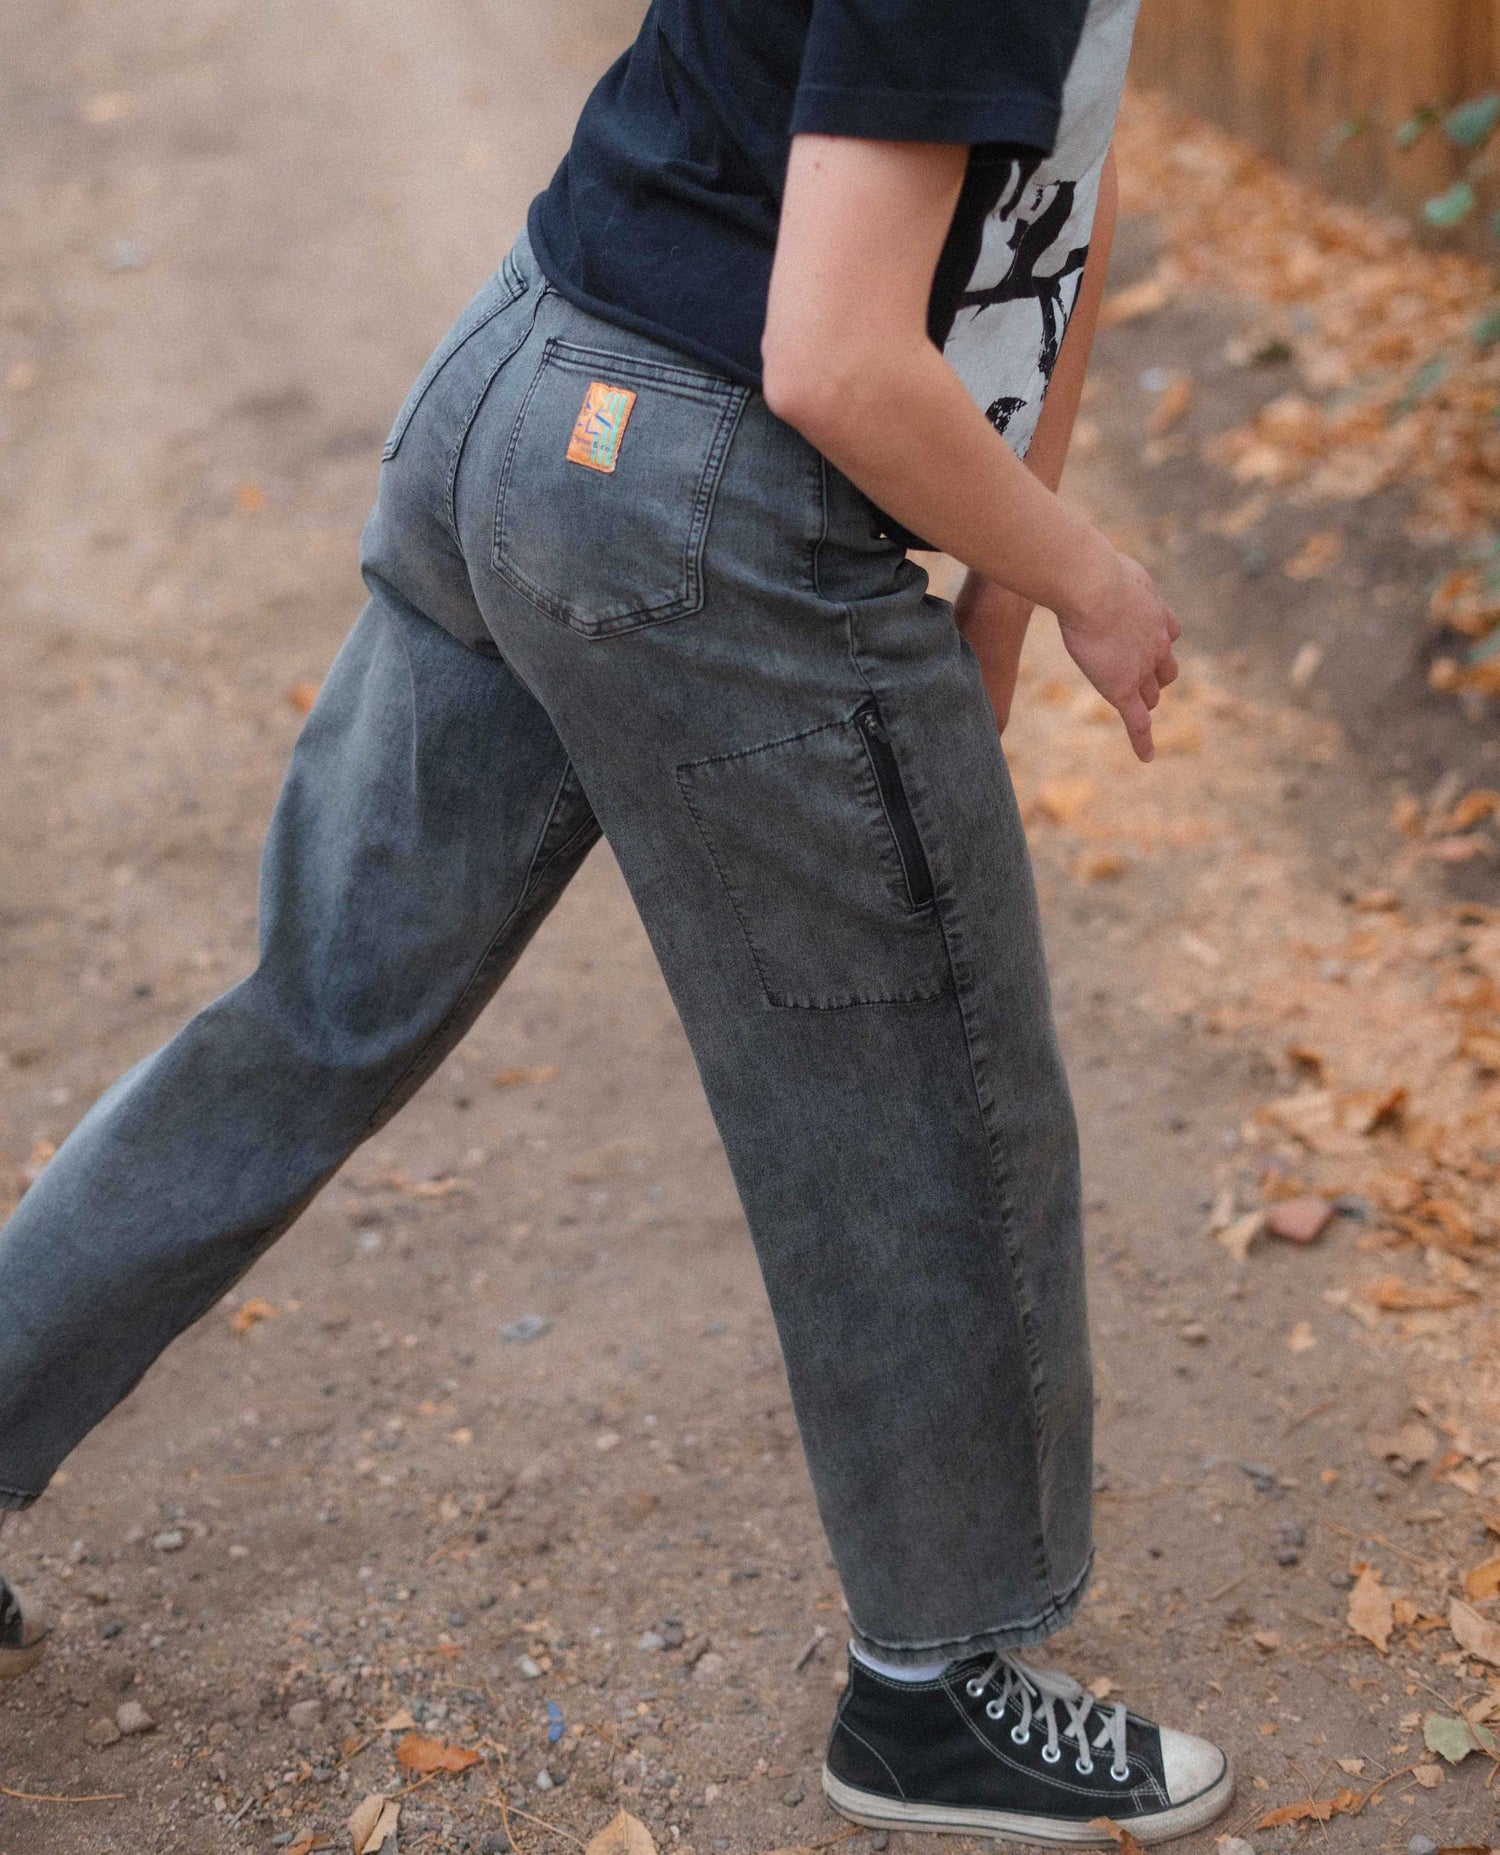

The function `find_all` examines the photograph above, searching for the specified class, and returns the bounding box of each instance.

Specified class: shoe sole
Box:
[822,1761,1235,1848]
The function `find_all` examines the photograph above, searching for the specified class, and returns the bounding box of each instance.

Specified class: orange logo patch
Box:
[567,380,637,473]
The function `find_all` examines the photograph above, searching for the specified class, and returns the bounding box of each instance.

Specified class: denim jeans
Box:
[0,233,1091,1664]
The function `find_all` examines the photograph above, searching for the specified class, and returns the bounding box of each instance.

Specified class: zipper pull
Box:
[856,703,889,743]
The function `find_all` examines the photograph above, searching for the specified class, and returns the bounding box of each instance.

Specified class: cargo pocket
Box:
[676,703,950,1010]
[491,338,747,638]
[382,255,528,461]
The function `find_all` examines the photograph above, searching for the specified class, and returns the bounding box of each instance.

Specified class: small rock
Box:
[638,1631,666,1653]
[151,1529,185,1553]
[867,1836,888,1853]
[1273,1545,1301,1567]
[480,1837,513,1855]
[99,1619,125,1641]
[782,1783,805,1807]
[517,1655,543,1680]
[1266,1196,1333,1244]
[1409,1837,1439,1855]
[287,1698,324,1732]
[681,1634,712,1667]
[116,1700,155,1736]
[85,1715,122,1747]
[499,1314,549,1343]
[1178,1321,1209,1345]
[660,1619,686,1649]
[1216,1840,1255,1855]
[535,1768,554,1790]
[692,1651,727,1684]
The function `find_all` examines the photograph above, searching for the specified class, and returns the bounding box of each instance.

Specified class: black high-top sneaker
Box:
[0,1575,49,1680]
[824,1647,1232,1847]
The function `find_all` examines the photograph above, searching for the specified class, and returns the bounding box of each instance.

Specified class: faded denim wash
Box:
[0,233,1092,1664]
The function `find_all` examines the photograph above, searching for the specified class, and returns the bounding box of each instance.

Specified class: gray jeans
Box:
[0,233,1091,1665]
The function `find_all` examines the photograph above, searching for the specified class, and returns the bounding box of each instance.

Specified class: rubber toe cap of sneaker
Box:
[1159,1726,1228,1805]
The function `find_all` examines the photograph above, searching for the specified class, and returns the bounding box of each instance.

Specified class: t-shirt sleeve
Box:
[788,0,1091,153]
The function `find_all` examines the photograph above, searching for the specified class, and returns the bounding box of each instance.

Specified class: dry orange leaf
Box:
[1089,1819,1149,1855]
[1370,1276,1476,1312]
[1074,850,1131,883]
[1446,789,1500,832]
[1348,1564,1393,1654]
[1464,1557,1500,1603]
[1099,273,1172,328]
[584,1811,661,1855]
[394,1731,481,1775]
[1256,1787,1361,1829]
[349,1794,400,1855]
[1449,1599,1500,1668]
[229,1297,278,1336]
[1034,776,1095,826]
[1147,373,1195,436]
[492,1064,561,1087]
[1284,529,1344,580]
[233,481,266,515]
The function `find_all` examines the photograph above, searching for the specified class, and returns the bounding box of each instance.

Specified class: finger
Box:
[1140,674,1161,710]
[1119,692,1154,763]
[1157,644,1180,687]
[1165,607,1182,643]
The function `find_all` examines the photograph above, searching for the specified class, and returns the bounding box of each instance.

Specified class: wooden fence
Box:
[1131,0,1500,226]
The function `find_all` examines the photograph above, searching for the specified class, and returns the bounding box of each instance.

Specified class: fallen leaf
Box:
[1034,776,1095,826]
[394,1732,481,1775]
[1464,1556,1500,1602]
[492,1064,560,1087]
[286,1838,322,1855]
[1446,788,1500,832]
[1370,1276,1476,1312]
[349,1794,400,1855]
[1099,273,1173,328]
[379,1708,417,1733]
[1147,373,1195,436]
[229,1298,278,1336]
[1449,1598,1500,1667]
[1424,1710,1497,1764]
[1074,850,1132,882]
[287,680,321,715]
[1217,1210,1265,1263]
[1413,1762,1444,1788]
[1287,1320,1317,1353]
[1285,530,1344,580]
[234,481,267,515]
[1256,1787,1361,1828]
[1089,1819,1150,1855]
[584,1810,660,1855]
[1334,1756,1365,1776]
[1151,714,1203,755]
[1348,1564,1393,1653]
[1251,1629,1281,1653]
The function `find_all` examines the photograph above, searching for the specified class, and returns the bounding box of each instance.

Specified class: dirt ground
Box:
[3,4,1499,1853]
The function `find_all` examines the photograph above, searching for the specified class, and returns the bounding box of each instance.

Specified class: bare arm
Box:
[955,145,1118,731]
[763,136,1175,760]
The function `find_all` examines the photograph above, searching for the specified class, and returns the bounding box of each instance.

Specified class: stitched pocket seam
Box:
[491,339,747,637]
[381,257,526,462]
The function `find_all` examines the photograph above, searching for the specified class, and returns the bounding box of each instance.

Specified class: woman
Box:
[1,0,1230,1841]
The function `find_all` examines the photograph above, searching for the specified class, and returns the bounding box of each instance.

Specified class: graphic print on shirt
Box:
[941,0,1141,459]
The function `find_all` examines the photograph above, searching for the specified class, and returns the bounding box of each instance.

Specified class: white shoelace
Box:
[963,1651,1130,1782]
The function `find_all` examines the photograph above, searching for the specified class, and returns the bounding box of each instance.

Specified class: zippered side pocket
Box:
[854,702,935,912]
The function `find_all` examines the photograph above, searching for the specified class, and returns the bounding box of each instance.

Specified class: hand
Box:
[1054,549,1180,762]
[954,573,1034,734]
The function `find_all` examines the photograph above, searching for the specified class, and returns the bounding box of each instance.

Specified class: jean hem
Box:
[846,1546,1093,1668]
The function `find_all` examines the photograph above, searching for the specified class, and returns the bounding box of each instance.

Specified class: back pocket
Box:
[492,338,747,638]
[676,704,950,1010]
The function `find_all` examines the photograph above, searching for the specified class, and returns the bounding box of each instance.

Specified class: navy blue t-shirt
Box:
[529,0,1094,392]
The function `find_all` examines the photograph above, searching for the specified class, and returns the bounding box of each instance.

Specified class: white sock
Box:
[850,1640,952,1682]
